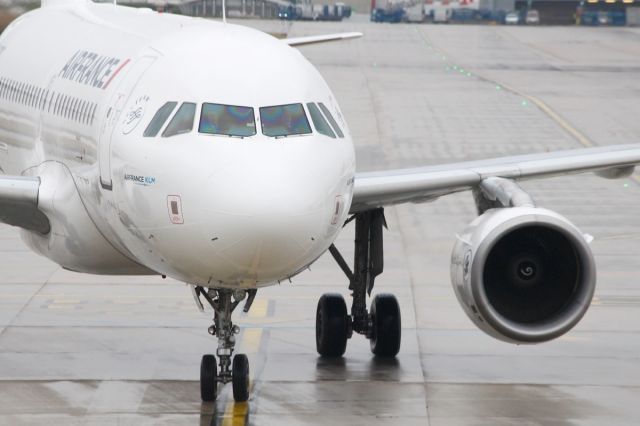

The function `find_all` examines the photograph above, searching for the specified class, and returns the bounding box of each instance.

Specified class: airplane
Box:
[1,0,639,403]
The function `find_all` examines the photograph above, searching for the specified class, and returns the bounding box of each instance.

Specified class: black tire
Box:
[370,294,401,357]
[232,354,250,402]
[200,354,218,402]
[316,293,348,357]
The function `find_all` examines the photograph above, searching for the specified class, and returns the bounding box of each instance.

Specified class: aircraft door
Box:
[99,56,156,190]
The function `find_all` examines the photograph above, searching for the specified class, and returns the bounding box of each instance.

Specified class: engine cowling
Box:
[451,207,596,343]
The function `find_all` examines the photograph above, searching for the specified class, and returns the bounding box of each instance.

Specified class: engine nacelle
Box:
[451,207,596,344]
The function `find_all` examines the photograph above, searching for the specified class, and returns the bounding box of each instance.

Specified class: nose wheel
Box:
[194,287,256,402]
[319,209,402,358]
[232,354,250,402]
[200,354,218,401]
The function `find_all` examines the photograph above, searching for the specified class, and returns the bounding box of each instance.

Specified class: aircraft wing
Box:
[284,32,362,47]
[0,175,50,234]
[351,144,640,213]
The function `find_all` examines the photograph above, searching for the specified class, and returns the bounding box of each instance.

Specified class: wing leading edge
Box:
[351,144,640,213]
[0,175,50,234]
[284,32,363,47]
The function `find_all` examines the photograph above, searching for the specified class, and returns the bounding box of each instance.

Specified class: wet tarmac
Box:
[1,17,640,426]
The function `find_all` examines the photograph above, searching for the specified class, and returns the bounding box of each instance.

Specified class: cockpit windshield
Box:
[199,103,256,138]
[259,103,312,138]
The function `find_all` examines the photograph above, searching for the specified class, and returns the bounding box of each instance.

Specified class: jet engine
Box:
[450,179,596,344]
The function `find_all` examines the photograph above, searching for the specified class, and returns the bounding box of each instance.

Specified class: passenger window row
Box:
[144,101,344,140]
[0,77,98,126]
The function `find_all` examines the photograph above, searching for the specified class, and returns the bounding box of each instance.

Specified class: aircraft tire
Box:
[232,354,250,402]
[200,354,218,401]
[316,293,348,357]
[370,294,401,357]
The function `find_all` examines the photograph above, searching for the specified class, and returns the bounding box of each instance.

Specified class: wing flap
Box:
[284,32,362,47]
[0,175,50,234]
[351,144,640,213]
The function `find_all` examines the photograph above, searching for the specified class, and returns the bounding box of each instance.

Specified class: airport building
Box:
[368,0,640,24]
[113,0,289,18]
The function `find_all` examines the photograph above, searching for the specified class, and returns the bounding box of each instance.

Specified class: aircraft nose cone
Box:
[198,153,346,284]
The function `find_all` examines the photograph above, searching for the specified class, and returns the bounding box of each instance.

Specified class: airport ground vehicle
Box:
[505,11,519,24]
[525,9,540,24]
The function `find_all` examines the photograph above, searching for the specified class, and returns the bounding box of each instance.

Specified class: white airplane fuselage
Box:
[0,2,355,288]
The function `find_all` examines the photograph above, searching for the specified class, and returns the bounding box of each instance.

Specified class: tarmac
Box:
[1,16,640,426]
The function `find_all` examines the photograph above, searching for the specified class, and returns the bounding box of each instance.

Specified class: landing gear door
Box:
[99,56,156,190]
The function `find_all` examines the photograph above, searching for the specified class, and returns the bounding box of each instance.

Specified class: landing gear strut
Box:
[196,287,256,402]
[316,208,401,358]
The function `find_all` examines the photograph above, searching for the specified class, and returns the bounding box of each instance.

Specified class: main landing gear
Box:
[194,287,256,402]
[317,208,401,358]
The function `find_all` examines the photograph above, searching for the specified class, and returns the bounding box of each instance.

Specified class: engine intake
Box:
[451,207,596,343]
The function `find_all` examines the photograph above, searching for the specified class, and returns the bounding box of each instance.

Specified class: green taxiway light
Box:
[521,100,528,107]
[496,85,502,90]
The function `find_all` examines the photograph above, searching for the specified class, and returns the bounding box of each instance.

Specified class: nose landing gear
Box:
[195,287,255,402]
[318,208,402,358]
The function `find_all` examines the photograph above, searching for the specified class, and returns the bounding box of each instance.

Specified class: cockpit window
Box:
[260,103,312,138]
[144,101,177,137]
[306,103,336,138]
[162,102,196,138]
[318,103,344,138]
[199,103,256,138]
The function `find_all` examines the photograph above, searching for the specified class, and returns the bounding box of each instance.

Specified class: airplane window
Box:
[76,100,82,121]
[63,96,70,118]
[90,103,97,125]
[144,101,177,137]
[318,103,344,138]
[60,95,68,117]
[306,103,336,139]
[48,93,53,113]
[53,94,60,115]
[78,101,85,122]
[199,103,256,138]
[163,102,196,138]
[81,101,88,123]
[260,103,311,138]
[71,98,78,120]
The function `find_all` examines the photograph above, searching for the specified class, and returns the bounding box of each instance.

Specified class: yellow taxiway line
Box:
[414,27,640,185]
